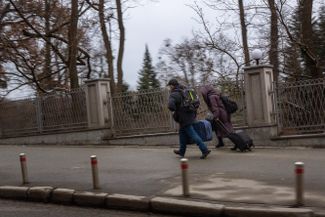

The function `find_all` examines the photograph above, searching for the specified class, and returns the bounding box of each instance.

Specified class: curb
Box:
[151,196,224,217]
[106,193,149,211]
[314,212,325,217]
[224,206,313,217]
[73,191,108,207]
[0,186,28,200]
[28,186,53,202]
[0,185,315,217]
[52,188,75,205]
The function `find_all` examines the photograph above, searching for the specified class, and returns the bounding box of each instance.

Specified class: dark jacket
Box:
[200,85,233,137]
[168,85,197,128]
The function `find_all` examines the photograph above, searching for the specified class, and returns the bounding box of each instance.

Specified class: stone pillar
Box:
[84,79,111,128]
[244,65,274,126]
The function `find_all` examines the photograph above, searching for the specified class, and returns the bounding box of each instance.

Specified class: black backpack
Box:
[180,88,200,111]
[220,95,238,114]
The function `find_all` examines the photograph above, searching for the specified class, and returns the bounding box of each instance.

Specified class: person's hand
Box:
[206,112,214,120]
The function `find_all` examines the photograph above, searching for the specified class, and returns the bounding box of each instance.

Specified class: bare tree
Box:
[191,3,244,83]
[115,0,125,92]
[85,0,146,93]
[156,38,224,86]
[44,0,52,90]
[98,0,115,93]
[68,0,79,89]
[300,0,321,78]
[268,0,279,81]
[0,0,93,97]
[0,3,11,89]
[238,0,250,66]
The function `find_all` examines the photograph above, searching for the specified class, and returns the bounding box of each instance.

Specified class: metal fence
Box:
[0,88,88,137]
[3,78,323,139]
[111,88,176,136]
[275,78,325,135]
[111,80,247,137]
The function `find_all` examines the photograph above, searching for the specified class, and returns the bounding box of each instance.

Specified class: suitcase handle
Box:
[214,119,231,135]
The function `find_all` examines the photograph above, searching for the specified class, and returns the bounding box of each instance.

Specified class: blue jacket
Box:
[168,86,197,128]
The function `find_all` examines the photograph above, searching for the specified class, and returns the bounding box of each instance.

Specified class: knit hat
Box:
[167,78,179,86]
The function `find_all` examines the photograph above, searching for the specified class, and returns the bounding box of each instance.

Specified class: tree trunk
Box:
[68,0,79,89]
[268,0,279,82]
[0,4,10,34]
[99,0,115,93]
[115,0,125,92]
[238,0,250,66]
[300,0,321,78]
[44,0,52,90]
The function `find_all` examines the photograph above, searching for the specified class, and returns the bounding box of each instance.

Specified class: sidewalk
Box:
[0,145,324,216]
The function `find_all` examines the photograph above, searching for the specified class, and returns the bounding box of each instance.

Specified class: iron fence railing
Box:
[275,78,325,135]
[0,88,88,137]
[0,79,249,139]
[111,80,247,137]
[1,77,323,139]
[111,88,176,136]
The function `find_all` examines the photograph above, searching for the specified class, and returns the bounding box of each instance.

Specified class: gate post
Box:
[84,79,111,128]
[244,65,274,126]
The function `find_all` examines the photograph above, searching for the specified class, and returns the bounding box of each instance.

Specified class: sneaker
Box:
[174,150,184,157]
[200,150,211,159]
[230,146,237,151]
[215,143,224,148]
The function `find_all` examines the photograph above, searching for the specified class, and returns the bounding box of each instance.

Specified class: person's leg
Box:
[216,136,225,148]
[212,119,224,148]
[184,125,210,157]
[174,127,187,157]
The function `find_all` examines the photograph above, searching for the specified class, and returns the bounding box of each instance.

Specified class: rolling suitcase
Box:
[186,120,213,144]
[214,119,254,152]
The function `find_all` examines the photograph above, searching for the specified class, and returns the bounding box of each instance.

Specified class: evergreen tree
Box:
[137,45,160,91]
[316,6,325,71]
[283,3,324,80]
[121,81,130,93]
[283,6,304,80]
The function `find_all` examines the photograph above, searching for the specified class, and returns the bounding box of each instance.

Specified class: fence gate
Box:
[111,88,176,137]
[274,78,325,135]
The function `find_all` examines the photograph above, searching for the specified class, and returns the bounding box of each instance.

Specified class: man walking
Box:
[167,79,211,159]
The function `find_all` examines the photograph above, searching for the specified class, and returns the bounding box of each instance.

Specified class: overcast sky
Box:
[123,0,198,89]
[5,0,323,97]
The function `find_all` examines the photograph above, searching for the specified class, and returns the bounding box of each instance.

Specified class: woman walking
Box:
[200,85,234,149]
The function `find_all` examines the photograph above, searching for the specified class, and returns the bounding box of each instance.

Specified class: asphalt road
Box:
[0,199,181,217]
[0,145,324,208]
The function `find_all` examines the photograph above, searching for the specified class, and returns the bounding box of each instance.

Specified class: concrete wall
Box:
[106,126,325,148]
[0,125,324,147]
[0,128,109,146]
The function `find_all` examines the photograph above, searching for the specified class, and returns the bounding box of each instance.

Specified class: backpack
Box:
[180,88,200,111]
[220,95,238,114]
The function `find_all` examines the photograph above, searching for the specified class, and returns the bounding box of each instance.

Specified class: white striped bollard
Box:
[90,155,100,189]
[19,153,29,184]
[180,158,190,197]
[295,162,304,206]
